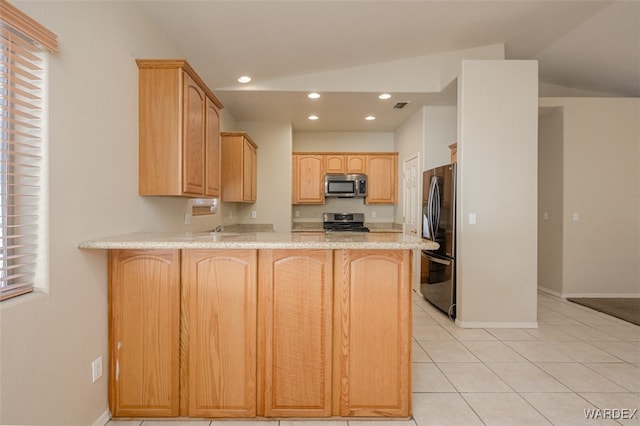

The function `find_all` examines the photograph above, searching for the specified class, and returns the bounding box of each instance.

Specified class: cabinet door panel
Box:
[259,250,333,417]
[366,154,397,204]
[242,141,257,201]
[183,250,257,417]
[334,250,411,417]
[325,154,345,173]
[346,155,365,173]
[182,72,206,194]
[109,250,180,417]
[293,155,325,204]
[205,97,221,197]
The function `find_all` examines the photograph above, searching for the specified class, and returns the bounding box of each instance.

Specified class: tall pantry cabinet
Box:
[137,60,223,197]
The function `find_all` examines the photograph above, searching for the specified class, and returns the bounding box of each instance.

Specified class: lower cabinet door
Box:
[182,249,257,417]
[333,249,412,417]
[258,250,333,417]
[109,249,181,417]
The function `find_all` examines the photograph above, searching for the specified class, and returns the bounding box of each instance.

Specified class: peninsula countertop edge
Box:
[78,231,439,251]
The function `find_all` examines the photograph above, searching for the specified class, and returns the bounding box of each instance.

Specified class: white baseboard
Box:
[537,286,563,298]
[455,319,538,329]
[538,286,639,299]
[92,409,110,426]
[563,293,640,298]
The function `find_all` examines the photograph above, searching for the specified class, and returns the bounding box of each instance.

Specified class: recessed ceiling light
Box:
[378,93,392,100]
[308,92,321,99]
[237,76,252,83]
[365,115,376,121]
[308,115,319,120]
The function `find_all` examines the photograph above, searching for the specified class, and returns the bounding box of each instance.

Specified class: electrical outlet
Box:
[295,210,300,218]
[184,213,191,225]
[543,211,549,220]
[251,210,257,219]
[572,212,580,221]
[92,356,103,383]
[371,211,377,218]
[469,213,477,225]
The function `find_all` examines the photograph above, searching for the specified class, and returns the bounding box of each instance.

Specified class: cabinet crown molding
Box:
[136,59,224,109]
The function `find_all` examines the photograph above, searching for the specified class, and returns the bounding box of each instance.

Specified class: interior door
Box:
[402,153,421,294]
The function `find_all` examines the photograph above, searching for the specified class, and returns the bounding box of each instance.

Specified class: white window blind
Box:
[0,0,56,301]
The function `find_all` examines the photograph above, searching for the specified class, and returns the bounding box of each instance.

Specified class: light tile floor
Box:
[108,292,640,426]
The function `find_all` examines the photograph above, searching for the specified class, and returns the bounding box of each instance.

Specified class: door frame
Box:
[402,152,422,294]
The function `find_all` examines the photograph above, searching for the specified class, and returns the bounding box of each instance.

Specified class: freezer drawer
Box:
[420,251,456,319]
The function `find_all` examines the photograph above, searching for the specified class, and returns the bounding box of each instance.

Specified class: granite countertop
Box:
[78,231,438,251]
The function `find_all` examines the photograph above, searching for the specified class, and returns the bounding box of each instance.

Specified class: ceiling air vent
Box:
[393,101,410,109]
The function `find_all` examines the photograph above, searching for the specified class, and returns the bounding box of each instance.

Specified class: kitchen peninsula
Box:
[79,231,436,419]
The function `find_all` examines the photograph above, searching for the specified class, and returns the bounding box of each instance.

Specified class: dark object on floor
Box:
[567,298,640,326]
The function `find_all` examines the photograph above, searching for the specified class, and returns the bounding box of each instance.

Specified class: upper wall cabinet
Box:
[324,154,366,174]
[346,155,366,174]
[221,132,258,203]
[365,154,398,204]
[292,154,325,205]
[137,59,223,197]
[324,155,345,174]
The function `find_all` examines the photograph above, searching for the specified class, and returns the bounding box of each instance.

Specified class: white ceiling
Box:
[135,0,639,132]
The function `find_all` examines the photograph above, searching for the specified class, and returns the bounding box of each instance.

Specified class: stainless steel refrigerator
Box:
[421,163,456,319]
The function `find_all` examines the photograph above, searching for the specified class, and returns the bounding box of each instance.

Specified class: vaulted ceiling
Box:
[136,1,639,131]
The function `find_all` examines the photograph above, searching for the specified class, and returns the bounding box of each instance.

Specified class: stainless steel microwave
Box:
[324,174,367,198]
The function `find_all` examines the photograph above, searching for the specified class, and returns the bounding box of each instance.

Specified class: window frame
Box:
[0,0,56,301]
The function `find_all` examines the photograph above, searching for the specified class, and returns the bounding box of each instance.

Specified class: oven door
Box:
[420,251,456,319]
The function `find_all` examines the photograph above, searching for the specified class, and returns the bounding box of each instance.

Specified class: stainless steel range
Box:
[322,212,370,232]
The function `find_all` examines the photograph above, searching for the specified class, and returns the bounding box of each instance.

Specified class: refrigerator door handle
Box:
[424,253,451,266]
[428,176,438,240]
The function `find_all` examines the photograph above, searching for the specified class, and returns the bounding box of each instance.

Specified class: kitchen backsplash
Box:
[292,198,395,223]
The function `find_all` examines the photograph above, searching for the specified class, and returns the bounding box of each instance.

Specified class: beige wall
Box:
[539,98,640,296]
[457,60,539,328]
[537,108,564,295]
[393,109,425,225]
[235,121,293,232]
[0,2,218,424]
[424,106,458,171]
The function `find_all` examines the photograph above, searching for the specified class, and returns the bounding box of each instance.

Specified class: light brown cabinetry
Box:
[292,154,325,204]
[205,98,222,196]
[221,132,258,203]
[346,155,366,173]
[182,250,257,417]
[293,152,397,204]
[325,154,345,173]
[108,248,411,419]
[449,143,458,163]
[137,60,223,197]
[333,249,412,417]
[108,249,181,417]
[365,154,398,204]
[324,154,366,174]
[258,250,334,417]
